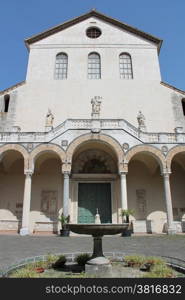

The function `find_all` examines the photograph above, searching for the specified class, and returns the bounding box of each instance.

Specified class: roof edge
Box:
[160,81,185,95]
[0,81,26,96]
[25,10,163,52]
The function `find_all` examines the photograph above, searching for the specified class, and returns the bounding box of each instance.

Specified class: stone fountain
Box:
[68,210,129,275]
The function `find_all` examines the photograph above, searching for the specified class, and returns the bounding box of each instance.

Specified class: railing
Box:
[0,118,185,144]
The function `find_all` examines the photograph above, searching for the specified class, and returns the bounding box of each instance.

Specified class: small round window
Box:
[86,27,101,39]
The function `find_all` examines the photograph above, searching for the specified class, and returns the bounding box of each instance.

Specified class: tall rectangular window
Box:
[88,52,101,79]
[119,53,133,79]
[55,53,68,79]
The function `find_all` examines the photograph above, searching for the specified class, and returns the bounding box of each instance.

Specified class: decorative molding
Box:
[161,145,168,155]
[122,143,129,152]
[61,140,68,147]
[26,143,34,152]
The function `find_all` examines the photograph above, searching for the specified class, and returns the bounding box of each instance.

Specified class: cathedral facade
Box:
[0,10,185,235]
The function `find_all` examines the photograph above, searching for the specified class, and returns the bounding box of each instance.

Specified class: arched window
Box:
[55,53,68,79]
[182,99,185,115]
[88,52,101,79]
[4,94,10,113]
[119,53,133,79]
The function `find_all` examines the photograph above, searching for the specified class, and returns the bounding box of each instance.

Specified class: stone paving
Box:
[0,234,185,271]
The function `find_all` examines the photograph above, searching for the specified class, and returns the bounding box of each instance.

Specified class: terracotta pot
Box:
[35,267,45,273]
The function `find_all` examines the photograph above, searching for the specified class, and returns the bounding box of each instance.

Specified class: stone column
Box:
[120,172,128,211]
[63,172,70,217]
[163,173,176,234]
[20,170,33,236]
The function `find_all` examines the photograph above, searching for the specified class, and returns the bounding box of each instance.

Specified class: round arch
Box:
[0,144,29,170]
[29,144,66,171]
[66,133,124,164]
[125,145,166,172]
[166,145,185,171]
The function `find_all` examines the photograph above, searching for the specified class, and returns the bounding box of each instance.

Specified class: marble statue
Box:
[91,96,102,118]
[137,111,146,131]
[45,109,54,127]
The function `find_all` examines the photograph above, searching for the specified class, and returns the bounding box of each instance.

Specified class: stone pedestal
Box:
[85,263,112,277]
[85,235,111,276]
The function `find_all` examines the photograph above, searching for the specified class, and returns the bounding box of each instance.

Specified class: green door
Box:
[78,183,112,224]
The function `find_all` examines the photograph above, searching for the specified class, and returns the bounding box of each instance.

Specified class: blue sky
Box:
[0,0,184,91]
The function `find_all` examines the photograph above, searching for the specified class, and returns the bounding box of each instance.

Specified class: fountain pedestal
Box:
[85,235,112,276]
[68,223,129,275]
[87,236,110,265]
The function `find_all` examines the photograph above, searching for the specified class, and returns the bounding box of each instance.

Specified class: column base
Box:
[20,227,30,236]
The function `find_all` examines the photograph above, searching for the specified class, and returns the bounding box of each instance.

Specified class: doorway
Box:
[78,183,112,224]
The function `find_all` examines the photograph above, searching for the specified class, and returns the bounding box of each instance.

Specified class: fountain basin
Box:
[68,223,129,236]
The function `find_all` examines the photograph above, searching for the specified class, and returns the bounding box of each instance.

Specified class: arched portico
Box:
[29,144,66,171]
[125,145,175,234]
[66,133,124,166]
[21,144,65,235]
[166,145,185,172]
[0,147,25,232]
[125,145,166,173]
[67,134,123,224]
[0,144,29,169]
[167,147,185,233]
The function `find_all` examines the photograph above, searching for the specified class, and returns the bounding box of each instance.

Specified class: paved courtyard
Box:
[0,234,185,271]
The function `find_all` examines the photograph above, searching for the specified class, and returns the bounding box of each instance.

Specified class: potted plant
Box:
[58,213,70,236]
[120,209,134,237]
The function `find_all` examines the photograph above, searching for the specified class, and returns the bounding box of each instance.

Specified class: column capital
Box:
[62,163,71,174]
[24,169,33,176]
[162,172,171,178]
[118,162,128,174]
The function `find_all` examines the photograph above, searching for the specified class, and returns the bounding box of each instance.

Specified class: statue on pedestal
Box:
[137,111,146,131]
[45,109,54,131]
[91,96,102,118]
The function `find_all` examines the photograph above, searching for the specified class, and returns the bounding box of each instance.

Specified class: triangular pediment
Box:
[25,10,162,52]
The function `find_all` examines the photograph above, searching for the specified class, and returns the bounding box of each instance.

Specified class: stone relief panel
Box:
[136,189,147,219]
[40,191,58,220]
